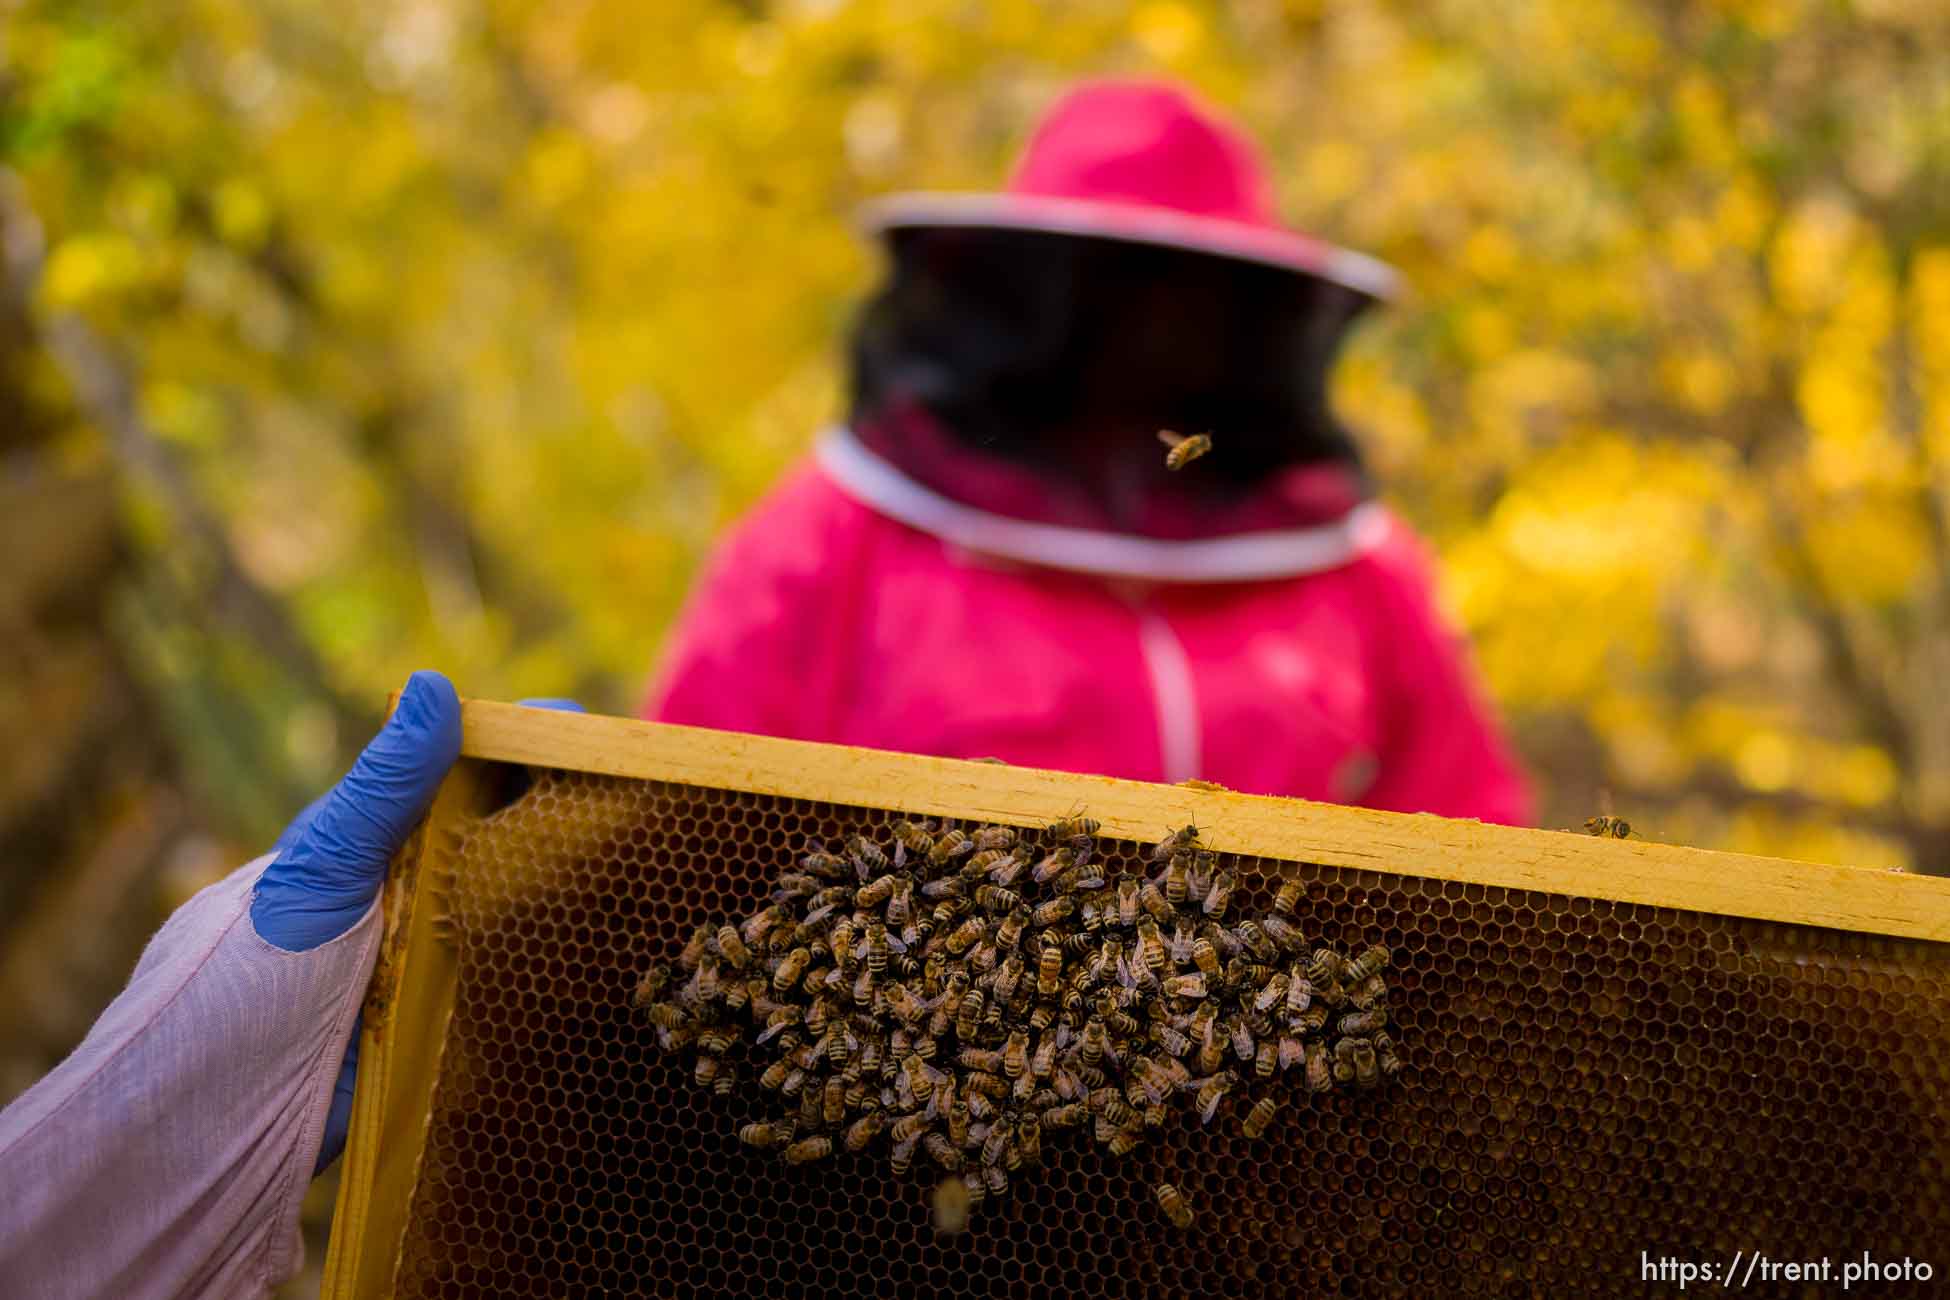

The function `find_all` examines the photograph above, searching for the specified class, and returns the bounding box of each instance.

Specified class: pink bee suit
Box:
[648,426,1530,825]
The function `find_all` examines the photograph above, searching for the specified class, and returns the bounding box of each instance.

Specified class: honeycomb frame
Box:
[322,702,1950,1298]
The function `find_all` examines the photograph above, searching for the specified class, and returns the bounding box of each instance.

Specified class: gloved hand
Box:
[248,673,582,1172]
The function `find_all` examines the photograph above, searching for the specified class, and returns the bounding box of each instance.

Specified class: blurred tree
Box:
[2,0,1947,877]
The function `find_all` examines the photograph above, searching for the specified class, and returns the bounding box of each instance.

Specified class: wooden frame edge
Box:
[320,758,491,1298]
[459,700,1950,943]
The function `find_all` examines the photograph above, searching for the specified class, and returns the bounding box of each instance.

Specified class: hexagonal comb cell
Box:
[374,769,1950,1299]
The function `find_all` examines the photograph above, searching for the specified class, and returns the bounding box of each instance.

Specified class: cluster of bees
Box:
[635,814,1399,1232]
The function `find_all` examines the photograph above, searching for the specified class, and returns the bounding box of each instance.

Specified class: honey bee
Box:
[772,947,812,993]
[644,1000,688,1033]
[773,873,819,901]
[1229,1017,1256,1064]
[932,1175,973,1234]
[1185,938,1218,982]
[1136,919,1168,974]
[1047,814,1100,841]
[848,835,889,874]
[1241,1094,1282,1139]
[1344,944,1390,984]
[1306,947,1345,986]
[1041,1104,1086,1129]
[739,1121,793,1148]
[1155,1180,1195,1228]
[1259,914,1306,956]
[1277,1035,1306,1072]
[890,1111,931,1144]
[1304,1041,1331,1092]
[923,1133,963,1170]
[991,954,1025,1002]
[931,828,973,864]
[1163,973,1208,1000]
[982,1164,1007,1198]
[1081,1017,1109,1067]
[1151,822,1200,861]
[1272,878,1304,916]
[1338,1006,1387,1036]
[956,988,986,1040]
[1139,881,1177,924]
[1107,1128,1144,1157]
[972,825,1019,851]
[1202,870,1235,920]
[856,874,899,908]
[947,1098,972,1147]
[1294,1003,1329,1035]
[1251,971,1289,1014]
[975,884,1019,914]
[821,1076,847,1125]
[800,849,849,879]
[1584,815,1632,838]
[1031,896,1076,927]
[632,962,672,1008]
[1254,1040,1277,1078]
[1031,846,1075,885]
[714,925,751,971]
[1373,1031,1403,1078]
[891,1135,919,1175]
[1347,1037,1380,1088]
[1285,971,1315,1014]
[1114,877,1140,928]
[1150,1021,1191,1058]
[888,819,931,855]
[1002,1029,1030,1079]
[989,850,1031,889]
[903,1053,935,1104]
[1036,942,1064,998]
[840,1109,886,1152]
[883,981,927,1027]
[944,916,987,955]
[784,1136,832,1165]
[1015,1112,1042,1166]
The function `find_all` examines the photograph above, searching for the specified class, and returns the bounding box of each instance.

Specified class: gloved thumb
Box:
[252,671,463,951]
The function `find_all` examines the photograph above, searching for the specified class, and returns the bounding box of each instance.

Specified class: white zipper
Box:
[1136,609,1201,784]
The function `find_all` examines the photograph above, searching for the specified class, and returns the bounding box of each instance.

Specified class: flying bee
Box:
[1202,870,1236,920]
[1155,1181,1195,1229]
[1031,896,1076,927]
[1585,815,1632,838]
[1241,1094,1282,1139]
[740,1121,793,1148]
[973,825,1018,851]
[1047,814,1100,841]
[932,1175,973,1234]
[1344,944,1390,984]
[931,828,973,864]
[1373,1031,1403,1078]
[1151,823,1200,862]
[1031,847,1075,884]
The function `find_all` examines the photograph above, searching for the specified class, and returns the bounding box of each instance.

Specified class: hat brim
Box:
[859,192,1399,302]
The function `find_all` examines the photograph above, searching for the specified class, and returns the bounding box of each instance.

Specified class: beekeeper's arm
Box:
[0,672,463,1300]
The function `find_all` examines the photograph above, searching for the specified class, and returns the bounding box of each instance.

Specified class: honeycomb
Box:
[382,767,1950,1298]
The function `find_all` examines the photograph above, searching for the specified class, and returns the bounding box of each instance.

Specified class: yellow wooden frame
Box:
[324,700,1950,1294]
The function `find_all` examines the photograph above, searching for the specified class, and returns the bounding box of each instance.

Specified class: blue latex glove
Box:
[247,673,582,1173]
